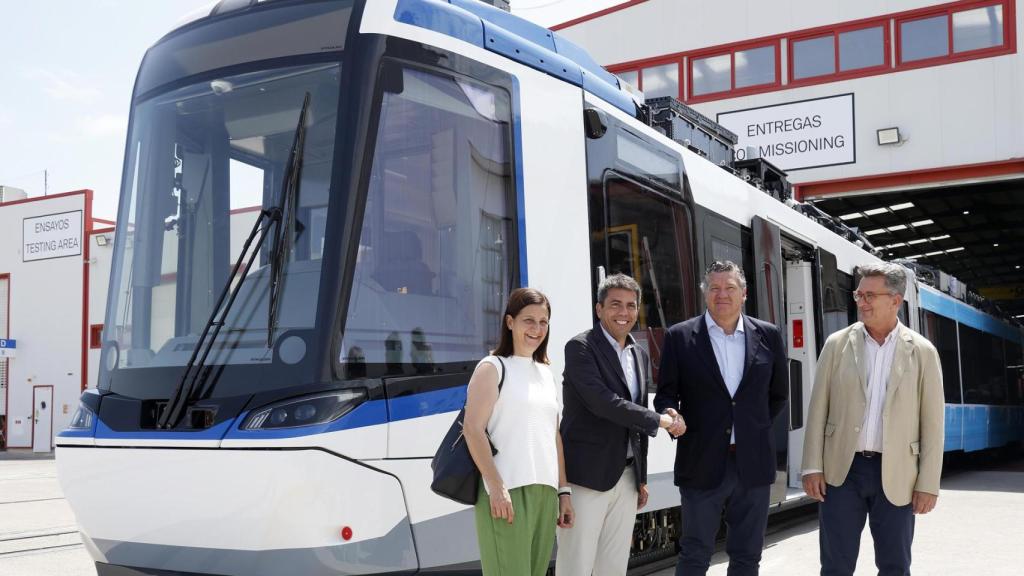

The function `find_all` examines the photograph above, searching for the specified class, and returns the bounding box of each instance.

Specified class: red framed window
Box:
[89,324,103,350]
[789,20,890,84]
[897,0,1014,68]
[688,41,780,101]
[612,60,682,100]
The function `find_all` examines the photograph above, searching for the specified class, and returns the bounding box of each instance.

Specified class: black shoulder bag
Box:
[430,357,505,505]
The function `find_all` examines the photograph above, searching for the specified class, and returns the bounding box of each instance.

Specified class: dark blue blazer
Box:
[654,314,788,489]
[561,327,661,492]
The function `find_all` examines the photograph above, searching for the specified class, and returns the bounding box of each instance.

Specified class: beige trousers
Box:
[555,467,637,576]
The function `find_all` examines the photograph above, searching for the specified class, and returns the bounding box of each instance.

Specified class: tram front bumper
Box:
[57,446,417,576]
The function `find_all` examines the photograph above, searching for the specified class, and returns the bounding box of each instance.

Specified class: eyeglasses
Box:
[852,291,896,303]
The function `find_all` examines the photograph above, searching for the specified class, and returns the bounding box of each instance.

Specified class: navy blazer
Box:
[654,314,788,490]
[561,327,661,492]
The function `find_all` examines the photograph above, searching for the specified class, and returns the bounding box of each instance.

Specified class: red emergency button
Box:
[793,320,804,348]
[341,526,353,541]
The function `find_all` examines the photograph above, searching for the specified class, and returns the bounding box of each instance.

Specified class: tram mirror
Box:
[380,61,405,95]
[584,108,608,139]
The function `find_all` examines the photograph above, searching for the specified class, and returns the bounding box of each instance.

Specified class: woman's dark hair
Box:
[492,287,551,363]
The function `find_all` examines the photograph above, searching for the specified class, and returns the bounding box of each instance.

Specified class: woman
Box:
[464,287,574,575]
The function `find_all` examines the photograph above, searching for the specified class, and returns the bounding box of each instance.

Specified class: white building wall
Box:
[0,192,88,449]
[556,0,1024,187]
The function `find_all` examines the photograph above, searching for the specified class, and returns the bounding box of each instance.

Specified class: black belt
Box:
[625,457,634,467]
[857,451,882,458]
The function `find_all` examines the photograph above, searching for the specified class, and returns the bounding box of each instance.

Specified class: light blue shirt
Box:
[705,311,746,445]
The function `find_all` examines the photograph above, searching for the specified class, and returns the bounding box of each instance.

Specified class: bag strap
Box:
[495,356,505,394]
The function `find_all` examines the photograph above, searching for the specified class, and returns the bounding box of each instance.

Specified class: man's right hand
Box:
[659,409,686,437]
[803,472,827,502]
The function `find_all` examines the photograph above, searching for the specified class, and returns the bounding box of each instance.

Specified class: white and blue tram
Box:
[55,1,1023,575]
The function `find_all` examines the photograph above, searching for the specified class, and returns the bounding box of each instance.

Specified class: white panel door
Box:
[33,386,53,453]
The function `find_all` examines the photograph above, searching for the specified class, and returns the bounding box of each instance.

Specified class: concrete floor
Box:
[0,453,1021,576]
[650,459,1024,575]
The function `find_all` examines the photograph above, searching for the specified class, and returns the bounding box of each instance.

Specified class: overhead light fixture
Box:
[929,234,951,241]
[911,219,934,227]
[946,247,965,253]
[877,127,901,145]
[884,242,908,248]
[839,212,863,221]
[865,228,886,236]
[1016,265,1021,270]
[963,210,970,215]
[888,224,908,232]
[924,251,943,256]
[907,238,928,245]
[889,202,914,211]
[864,207,888,216]
[904,254,923,259]
[993,243,1000,247]
[1015,314,1024,319]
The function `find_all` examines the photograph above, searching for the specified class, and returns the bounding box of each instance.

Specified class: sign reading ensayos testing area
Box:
[23,210,83,262]
[717,93,855,171]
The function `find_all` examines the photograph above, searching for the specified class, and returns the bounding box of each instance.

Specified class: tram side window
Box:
[1006,342,1024,405]
[340,66,514,377]
[923,311,962,403]
[604,177,694,333]
[959,324,1006,404]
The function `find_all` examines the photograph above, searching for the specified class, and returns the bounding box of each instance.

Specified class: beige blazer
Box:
[801,322,944,506]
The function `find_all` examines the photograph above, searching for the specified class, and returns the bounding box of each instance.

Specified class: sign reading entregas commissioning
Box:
[718,94,855,171]
[23,210,83,262]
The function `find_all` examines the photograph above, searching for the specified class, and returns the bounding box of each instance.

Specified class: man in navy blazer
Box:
[557,274,685,576]
[655,261,788,576]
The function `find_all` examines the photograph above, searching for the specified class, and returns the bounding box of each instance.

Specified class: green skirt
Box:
[474,483,558,575]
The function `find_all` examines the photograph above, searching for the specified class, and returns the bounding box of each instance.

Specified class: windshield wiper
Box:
[158,93,311,430]
[267,91,311,348]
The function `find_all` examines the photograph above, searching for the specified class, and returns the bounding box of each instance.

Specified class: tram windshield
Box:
[104,62,341,371]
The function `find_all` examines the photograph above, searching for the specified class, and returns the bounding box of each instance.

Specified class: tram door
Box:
[784,261,817,489]
[751,217,789,504]
[591,175,695,374]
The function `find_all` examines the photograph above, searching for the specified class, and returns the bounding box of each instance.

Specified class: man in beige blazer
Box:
[802,262,943,576]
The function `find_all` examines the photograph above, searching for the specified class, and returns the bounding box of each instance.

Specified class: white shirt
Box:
[476,355,562,493]
[859,323,900,452]
[600,325,640,402]
[705,311,746,444]
[601,325,642,458]
[802,322,900,477]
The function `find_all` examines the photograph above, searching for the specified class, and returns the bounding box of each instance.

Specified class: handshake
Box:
[658,408,687,438]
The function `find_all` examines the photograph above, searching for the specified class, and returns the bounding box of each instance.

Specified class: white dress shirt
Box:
[859,322,900,452]
[802,322,900,477]
[705,311,746,445]
[601,325,641,458]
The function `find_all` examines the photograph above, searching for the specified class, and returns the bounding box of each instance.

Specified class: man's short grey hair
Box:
[700,260,747,293]
[856,262,907,296]
[597,273,642,305]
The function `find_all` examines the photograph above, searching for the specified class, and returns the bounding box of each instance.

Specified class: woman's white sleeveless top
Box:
[476,355,561,493]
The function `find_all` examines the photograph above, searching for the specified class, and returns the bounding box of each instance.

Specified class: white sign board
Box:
[718,93,855,171]
[23,210,83,262]
[0,339,14,358]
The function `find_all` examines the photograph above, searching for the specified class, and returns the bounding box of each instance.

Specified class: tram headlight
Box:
[241,389,367,430]
[68,402,96,430]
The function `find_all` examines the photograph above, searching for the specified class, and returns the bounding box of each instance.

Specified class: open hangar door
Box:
[808,177,1024,319]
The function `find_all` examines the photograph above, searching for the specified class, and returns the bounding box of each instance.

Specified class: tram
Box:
[55,1,1024,574]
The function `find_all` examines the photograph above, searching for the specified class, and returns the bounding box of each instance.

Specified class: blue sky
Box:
[0,0,620,219]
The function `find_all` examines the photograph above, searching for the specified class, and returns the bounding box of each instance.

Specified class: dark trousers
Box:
[819,454,914,576]
[676,454,770,576]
